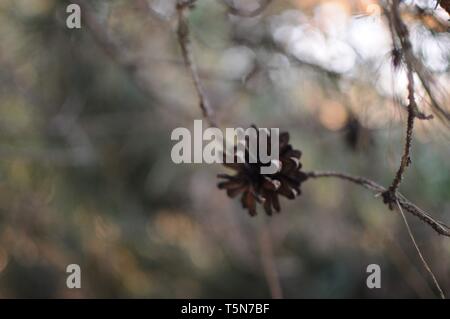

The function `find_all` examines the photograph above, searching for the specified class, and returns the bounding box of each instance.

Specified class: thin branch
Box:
[396,200,445,299]
[306,170,384,192]
[306,170,450,237]
[175,2,283,297]
[386,66,416,197]
[176,1,217,127]
[382,0,434,207]
[258,222,283,299]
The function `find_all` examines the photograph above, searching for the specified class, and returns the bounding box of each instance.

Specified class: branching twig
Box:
[382,0,434,208]
[388,1,433,120]
[306,170,450,238]
[175,0,450,239]
[172,1,449,297]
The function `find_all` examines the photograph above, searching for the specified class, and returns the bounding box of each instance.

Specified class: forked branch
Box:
[382,0,433,208]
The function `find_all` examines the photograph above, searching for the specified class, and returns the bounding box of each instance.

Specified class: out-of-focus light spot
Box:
[348,16,390,60]
[220,46,255,80]
[272,24,294,45]
[274,16,356,74]
[365,4,381,16]
[290,26,329,65]
[313,1,350,38]
[358,0,382,16]
[150,0,176,19]
[436,5,450,19]
[319,101,348,131]
[376,61,409,98]
[420,35,450,72]
[325,39,356,73]
[411,0,438,9]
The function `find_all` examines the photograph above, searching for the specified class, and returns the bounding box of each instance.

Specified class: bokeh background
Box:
[0,0,449,298]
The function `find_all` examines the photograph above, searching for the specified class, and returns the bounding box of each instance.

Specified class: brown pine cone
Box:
[217,128,308,216]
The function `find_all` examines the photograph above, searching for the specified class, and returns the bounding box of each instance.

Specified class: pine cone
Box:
[217,128,308,216]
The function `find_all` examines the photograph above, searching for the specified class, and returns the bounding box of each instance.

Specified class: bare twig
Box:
[306,170,384,192]
[175,2,283,297]
[176,1,217,127]
[306,170,450,237]
[382,0,435,207]
[385,66,416,199]
[388,1,433,120]
[396,200,445,299]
